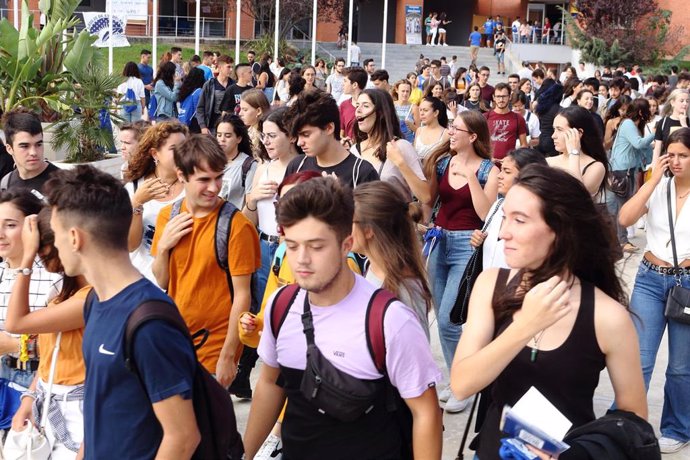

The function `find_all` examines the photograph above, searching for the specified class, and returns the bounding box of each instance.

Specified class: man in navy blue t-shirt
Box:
[137,49,154,107]
[45,166,200,460]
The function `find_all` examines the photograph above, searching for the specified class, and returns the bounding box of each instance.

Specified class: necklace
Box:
[154,171,179,190]
[678,189,690,200]
[530,329,546,363]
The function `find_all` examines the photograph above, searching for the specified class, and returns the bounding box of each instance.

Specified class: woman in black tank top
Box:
[450,165,648,459]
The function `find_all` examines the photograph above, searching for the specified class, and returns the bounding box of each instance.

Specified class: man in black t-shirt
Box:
[284,91,378,189]
[220,64,253,116]
[1,110,58,193]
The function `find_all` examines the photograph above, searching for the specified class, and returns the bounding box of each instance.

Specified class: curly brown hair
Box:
[124,121,188,183]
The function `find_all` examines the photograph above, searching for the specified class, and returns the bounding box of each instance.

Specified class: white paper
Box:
[511,387,572,440]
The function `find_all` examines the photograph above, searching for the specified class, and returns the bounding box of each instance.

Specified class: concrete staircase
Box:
[293,41,501,84]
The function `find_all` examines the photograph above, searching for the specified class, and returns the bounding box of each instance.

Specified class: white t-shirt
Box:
[117,77,146,102]
[645,177,690,264]
[219,152,257,209]
[125,179,185,288]
[516,110,540,147]
[481,200,509,270]
[326,73,345,103]
[350,44,361,63]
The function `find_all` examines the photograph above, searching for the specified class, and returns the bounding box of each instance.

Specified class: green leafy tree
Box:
[565,0,685,67]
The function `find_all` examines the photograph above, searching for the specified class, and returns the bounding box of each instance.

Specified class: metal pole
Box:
[12,0,18,29]
[153,0,158,75]
[195,0,201,54]
[311,0,317,66]
[274,0,280,64]
[381,0,388,69]
[235,0,241,62]
[347,0,353,64]
[108,0,113,74]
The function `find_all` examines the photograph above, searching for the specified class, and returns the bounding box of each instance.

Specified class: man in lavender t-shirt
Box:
[244,178,443,460]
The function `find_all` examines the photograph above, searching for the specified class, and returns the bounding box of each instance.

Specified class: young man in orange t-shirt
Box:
[152,134,260,388]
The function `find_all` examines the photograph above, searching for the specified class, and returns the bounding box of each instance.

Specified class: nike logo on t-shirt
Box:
[98,344,115,356]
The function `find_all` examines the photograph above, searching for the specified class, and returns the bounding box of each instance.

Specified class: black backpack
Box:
[84,290,244,459]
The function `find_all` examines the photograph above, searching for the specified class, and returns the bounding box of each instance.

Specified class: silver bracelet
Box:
[20,390,37,401]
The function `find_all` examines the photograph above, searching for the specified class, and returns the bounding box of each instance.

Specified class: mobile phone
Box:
[665,168,674,178]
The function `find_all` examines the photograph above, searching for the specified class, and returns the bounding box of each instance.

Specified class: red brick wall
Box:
[658,0,690,50]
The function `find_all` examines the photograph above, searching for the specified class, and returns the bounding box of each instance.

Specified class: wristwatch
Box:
[569,149,581,156]
[12,267,33,276]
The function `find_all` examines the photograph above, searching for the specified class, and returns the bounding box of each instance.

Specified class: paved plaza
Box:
[232,231,688,459]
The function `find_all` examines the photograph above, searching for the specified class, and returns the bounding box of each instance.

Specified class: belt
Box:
[2,356,39,372]
[259,231,280,244]
[642,257,690,276]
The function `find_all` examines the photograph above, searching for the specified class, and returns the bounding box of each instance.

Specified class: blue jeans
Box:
[0,359,35,389]
[428,229,474,369]
[256,236,279,309]
[630,263,690,442]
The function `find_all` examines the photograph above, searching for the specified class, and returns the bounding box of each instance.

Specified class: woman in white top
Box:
[619,127,690,455]
[0,190,61,392]
[470,148,547,270]
[116,62,146,122]
[275,68,291,106]
[124,121,187,287]
[242,108,299,299]
[353,89,431,205]
[414,96,450,164]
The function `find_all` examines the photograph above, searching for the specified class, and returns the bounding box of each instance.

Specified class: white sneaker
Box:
[438,386,452,403]
[443,43,449,46]
[444,395,470,413]
[254,434,283,459]
[659,436,689,453]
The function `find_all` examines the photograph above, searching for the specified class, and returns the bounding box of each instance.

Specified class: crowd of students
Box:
[0,42,687,460]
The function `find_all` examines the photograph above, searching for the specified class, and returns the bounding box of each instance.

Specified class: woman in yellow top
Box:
[407,72,424,106]
[6,208,89,459]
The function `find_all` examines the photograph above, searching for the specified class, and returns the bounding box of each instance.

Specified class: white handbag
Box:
[3,333,62,460]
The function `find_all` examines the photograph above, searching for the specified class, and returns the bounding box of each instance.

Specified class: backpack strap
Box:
[271,243,287,277]
[435,155,451,183]
[84,288,97,324]
[124,300,195,374]
[365,289,398,375]
[269,284,301,338]
[352,156,363,187]
[295,156,307,173]
[240,155,257,190]
[214,201,238,298]
[169,198,184,220]
[477,158,493,187]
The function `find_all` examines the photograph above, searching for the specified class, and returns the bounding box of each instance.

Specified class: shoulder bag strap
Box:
[270,284,300,339]
[667,180,680,272]
[365,289,398,375]
[456,393,479,460]
[480,198,504,234]
[40,331,62,430]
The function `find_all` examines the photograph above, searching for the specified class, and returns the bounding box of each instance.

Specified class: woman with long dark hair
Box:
[619,128,690,455]
[116,61,146,122]
[535,79,564,156]
[575,89,604,135]
[470,148,547,269]
[176,67,205,132]
[414,96,450,163]
[547,105,608,197]
[462,83,489,113]
[452,164,647,459]
[353,89,430,203]
[423,110,498,413]
[603,95,632,151]
[256,60,276,103]
[352,181,433,338]
[152,61,179,120]
[607,97,655,252]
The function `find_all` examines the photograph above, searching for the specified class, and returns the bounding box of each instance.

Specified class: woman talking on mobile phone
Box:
[619,127,690,455]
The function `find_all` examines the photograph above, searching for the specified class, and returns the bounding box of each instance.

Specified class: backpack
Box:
[169,199,259,312]
[240,155,256,190]
[269,284,413,459]
[125,300,243,459]
[84,290,244,459]
[178,88,202,126]
[147,94,158,120]
[123,87,138,114]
